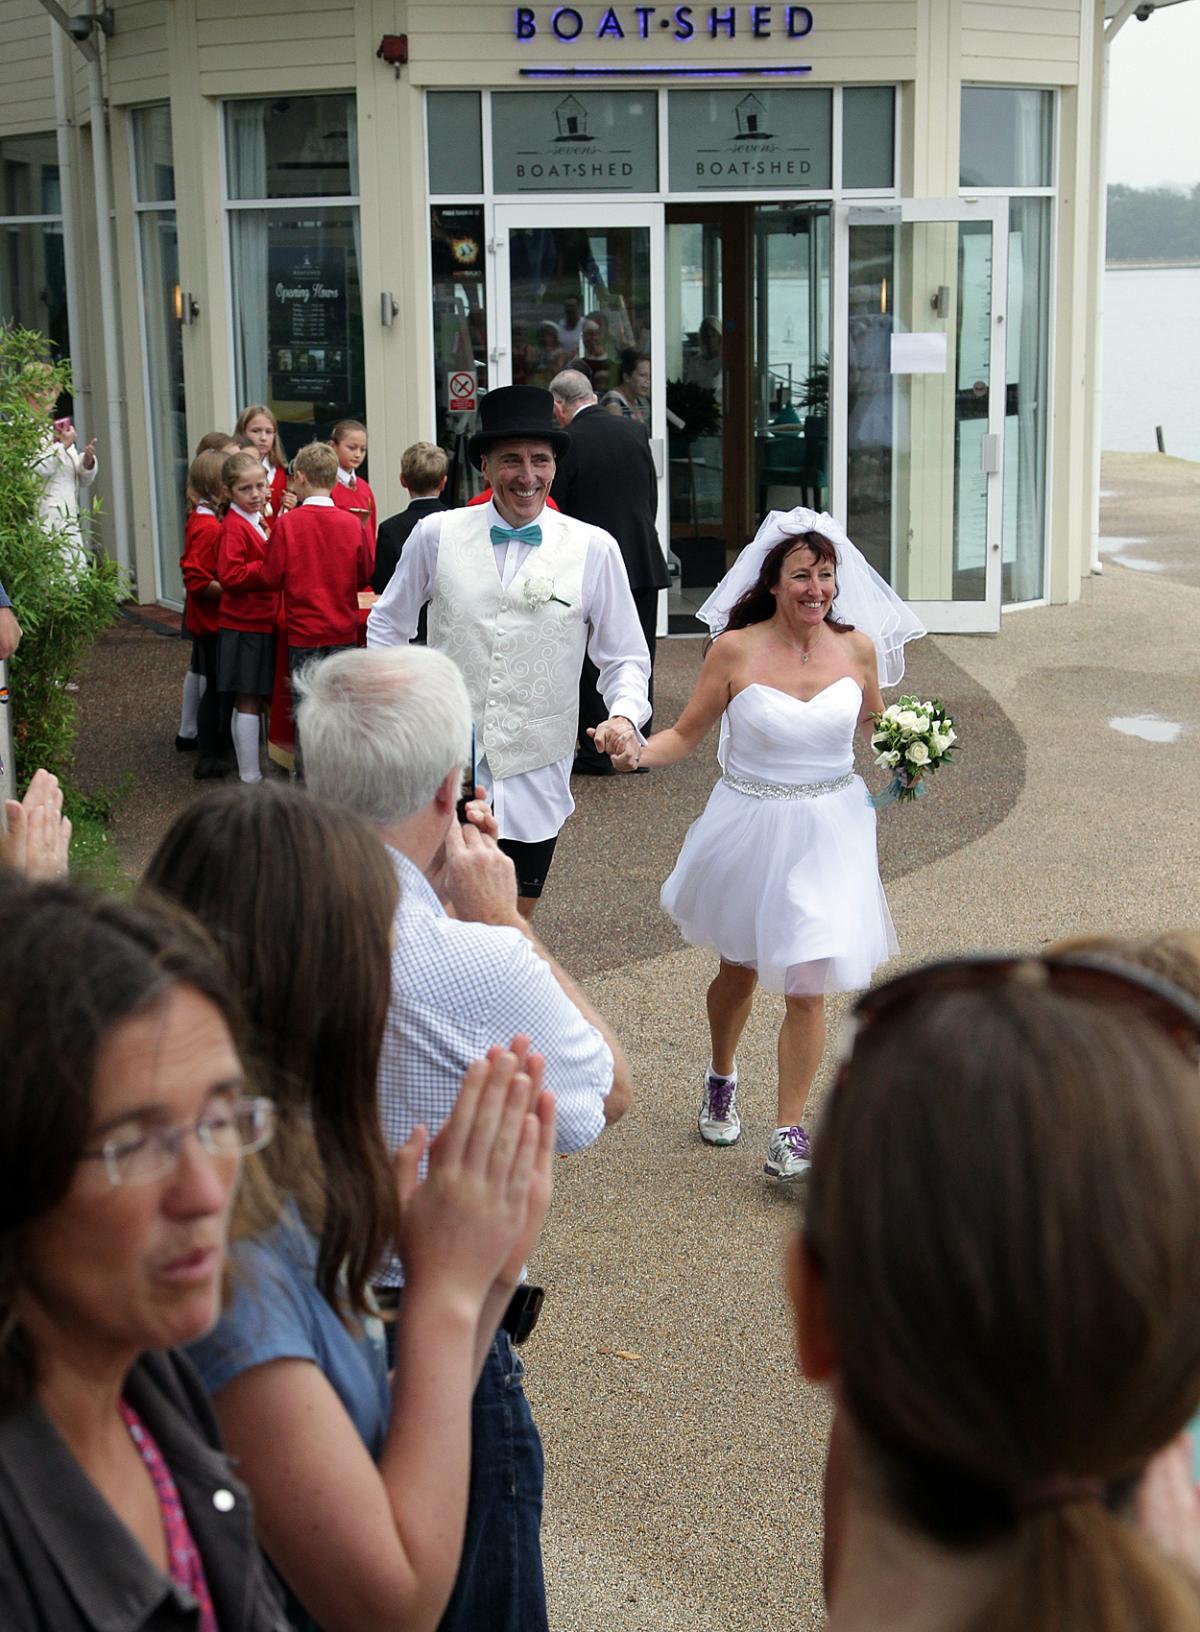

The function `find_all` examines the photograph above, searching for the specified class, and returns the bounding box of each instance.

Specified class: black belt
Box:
[373,1283,543,1347]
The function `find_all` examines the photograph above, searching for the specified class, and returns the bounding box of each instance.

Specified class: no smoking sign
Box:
[448,370,477,412]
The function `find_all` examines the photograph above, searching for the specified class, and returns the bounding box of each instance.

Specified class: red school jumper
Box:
[217,508,279,633]
[265,498,373,649]
[180,506,222,638]
[331,470,377,556]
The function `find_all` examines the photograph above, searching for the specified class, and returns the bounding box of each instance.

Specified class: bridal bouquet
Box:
[869,697,958,807]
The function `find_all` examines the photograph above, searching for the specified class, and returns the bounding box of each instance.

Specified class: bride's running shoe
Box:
[698,1068,741,1145]
[764,1125,812,1179]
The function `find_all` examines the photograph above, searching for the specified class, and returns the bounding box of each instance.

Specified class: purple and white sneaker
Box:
[764,1124,812,1180]
[698,1067,741,1146]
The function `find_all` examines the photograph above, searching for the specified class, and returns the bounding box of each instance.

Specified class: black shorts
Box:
[498,834,559,900]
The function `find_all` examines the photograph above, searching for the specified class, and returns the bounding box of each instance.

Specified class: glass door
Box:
[492,202,667,619]
[832,198,1008,633]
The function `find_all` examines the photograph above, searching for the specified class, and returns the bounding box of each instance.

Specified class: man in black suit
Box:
[549,369,667,775]
[372,441,449,599]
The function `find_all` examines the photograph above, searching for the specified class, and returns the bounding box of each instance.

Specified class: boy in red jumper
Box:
[179,448,228,780]
[216,450,279,784]
[265,440,373,681]
[329,418,377,555]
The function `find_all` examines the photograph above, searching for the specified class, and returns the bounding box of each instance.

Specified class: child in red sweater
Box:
[217,450,279,784]
[236,404,295,532]
[329,418,377,554]
[264,440,373,680]
[179,448,229,779]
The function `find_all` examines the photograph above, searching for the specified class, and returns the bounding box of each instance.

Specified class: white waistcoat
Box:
[429,507,589,780]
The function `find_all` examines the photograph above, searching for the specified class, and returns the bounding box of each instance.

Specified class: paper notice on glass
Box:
[890,333,948,374]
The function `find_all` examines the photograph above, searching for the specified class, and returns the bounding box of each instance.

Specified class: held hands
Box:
[392,1045,556,1308]
[1,769,72,880]
[588,715,641,772]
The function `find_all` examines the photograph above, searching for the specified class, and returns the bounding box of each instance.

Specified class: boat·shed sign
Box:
[513,5,815,43]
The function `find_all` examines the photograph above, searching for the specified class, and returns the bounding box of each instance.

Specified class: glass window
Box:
[1,132,60,216]
[1003,196,1051,602]
[427,92,483,195]
[230,208,365,455]
[842,88,894,190]
[133,104,175,203]
[137,211,187,603]
[960,88,1053,188]
[492,91,657,194]
[431,204,488,505]
[668,90,832,192]
[225,95,357,199]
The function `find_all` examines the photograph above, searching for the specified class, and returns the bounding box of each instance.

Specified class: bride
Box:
[609,510,923,1179]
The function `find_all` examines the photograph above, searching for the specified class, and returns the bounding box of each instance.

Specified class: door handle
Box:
[980,433,1000,475]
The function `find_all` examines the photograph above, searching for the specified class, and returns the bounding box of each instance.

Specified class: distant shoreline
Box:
[1106,259,1200,271]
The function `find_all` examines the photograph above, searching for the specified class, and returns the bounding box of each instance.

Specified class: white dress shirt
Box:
[366,501,651,842]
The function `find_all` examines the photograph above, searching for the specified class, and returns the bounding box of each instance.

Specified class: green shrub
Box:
[0,325,126,796]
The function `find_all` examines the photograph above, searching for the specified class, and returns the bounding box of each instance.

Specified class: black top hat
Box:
[467,385,570,470]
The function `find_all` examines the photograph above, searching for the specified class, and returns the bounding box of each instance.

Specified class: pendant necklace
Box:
[774,623,825,665]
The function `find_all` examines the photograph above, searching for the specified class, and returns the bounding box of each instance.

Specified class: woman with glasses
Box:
[0,873,288,1630]
[796,953,1200,1631]
[143,784,555,1632]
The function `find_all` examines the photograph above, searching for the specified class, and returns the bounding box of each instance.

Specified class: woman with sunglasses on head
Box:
[143,784,555,1632]
[0,873,288,1631]
[611,508,923,1179]
[796,952,1200,1632]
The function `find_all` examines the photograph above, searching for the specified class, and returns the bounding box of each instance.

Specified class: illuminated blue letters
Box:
[515,5,536,36]
[708,5,735,35]
[596,5,625,35]
[633,4,657,34]
[750,4,771,35]
[674,4,694,37]
[785,4,813,36]
[551,5,584,38]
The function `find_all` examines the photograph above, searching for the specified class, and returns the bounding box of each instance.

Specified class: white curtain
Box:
[226,102,269,406]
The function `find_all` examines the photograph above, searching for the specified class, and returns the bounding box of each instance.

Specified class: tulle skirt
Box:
[661,774,898,995]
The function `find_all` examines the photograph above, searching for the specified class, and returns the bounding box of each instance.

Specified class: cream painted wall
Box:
[0,0,1110,606]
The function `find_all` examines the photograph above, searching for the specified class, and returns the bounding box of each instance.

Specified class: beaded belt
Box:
[720,769,854,801]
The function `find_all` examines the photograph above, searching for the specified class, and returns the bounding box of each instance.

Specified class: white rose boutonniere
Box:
[523,575,571,612]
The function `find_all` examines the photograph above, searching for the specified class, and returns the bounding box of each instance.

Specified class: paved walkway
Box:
[73,452,1199,1630]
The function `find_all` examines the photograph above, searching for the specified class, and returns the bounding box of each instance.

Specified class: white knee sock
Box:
[178,669,206,737]
[232,710,263,783]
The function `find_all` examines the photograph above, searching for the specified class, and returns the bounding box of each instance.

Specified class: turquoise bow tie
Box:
[490,523,542,548]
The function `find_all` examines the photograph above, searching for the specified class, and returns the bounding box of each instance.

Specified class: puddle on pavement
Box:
[1100,535,1148,550]
[1110,554,1168,572]
[1108,716,1185,744]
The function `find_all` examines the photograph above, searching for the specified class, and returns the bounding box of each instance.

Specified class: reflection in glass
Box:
[952,220,993,601]
[0,220,67,355]
[666,219,724,626]
[1,131,60,216]
[137,211,187,603]
[508,225,651,428]
[1003,197,1051,602]
[842,88,895,191]
[132,106,175,204]
[960,87,1053,189]
[230,208,365,456]
[427,93,483,196]
[431,205,488,506]
[225,95,357,200]
[754,206,829,519]
[846,224,895,583]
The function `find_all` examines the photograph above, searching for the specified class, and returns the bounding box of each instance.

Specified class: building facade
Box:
[0,0,1115,634]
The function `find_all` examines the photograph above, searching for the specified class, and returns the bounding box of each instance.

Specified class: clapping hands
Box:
[392,1040,556,1313]
[1,769,72,881]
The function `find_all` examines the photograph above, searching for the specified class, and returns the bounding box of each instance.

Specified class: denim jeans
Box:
[437,1331,548,1632]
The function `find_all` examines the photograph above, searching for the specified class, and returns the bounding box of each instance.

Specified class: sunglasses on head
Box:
[838,952,1200,1067]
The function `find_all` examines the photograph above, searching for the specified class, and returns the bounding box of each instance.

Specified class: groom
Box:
[367,385,650,914]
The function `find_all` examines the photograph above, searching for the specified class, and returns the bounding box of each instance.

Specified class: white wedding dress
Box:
[661,677,898,996]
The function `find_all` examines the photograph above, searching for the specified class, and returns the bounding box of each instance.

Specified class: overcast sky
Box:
[1106,1,1200,189]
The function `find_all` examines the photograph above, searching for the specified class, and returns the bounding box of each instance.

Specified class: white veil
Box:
[695,508,926,688]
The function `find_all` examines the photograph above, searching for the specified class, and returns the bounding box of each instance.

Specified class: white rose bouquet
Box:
[868,695,958,807]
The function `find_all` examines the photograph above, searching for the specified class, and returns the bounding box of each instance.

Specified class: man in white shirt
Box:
[366,384,651,916]
[295,644,630,1632]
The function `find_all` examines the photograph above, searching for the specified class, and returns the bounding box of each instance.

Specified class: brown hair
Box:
[291,440,339,489]
[0,873,248,1406]
[194,430,235,456]
[1049,931,1200,1005]
[186,449,227,513]
[235,404,286,469]
[401,440,449,493]
[724,533,855,636]
[805,979,1200,1630]
[221,450,264,495]
[330,419,367,444]
[142,784,399,1318]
